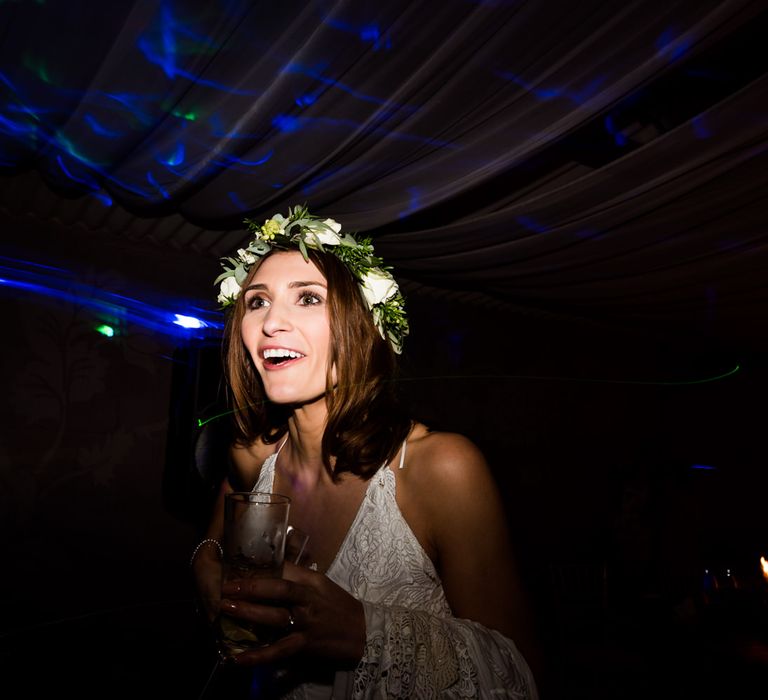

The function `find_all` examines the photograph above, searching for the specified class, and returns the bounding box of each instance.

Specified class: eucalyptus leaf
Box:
[249,241,271,254]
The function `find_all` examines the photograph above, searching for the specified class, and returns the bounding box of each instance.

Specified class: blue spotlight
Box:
[173,313,207,329]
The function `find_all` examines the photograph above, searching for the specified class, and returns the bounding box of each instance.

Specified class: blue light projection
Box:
[56,154,100,189]
[100,90,157,127]
[301,166,344,196]
[1,7,271,202]
[146,170,170,199]
[324,18,392,51]
[5,0,726,231]
[603,114,628,147]
[272,114,302,133]
[397,186,422,219]
[656,27,692,62]
[282,62,406,108]
[516,215,548,234]
[0,257,223,340]
[217,151,273,168]
[136,6,262,99]
[84,113,124,138]
[227,190,248,212]
[159,142,186,167]
[495,71,607,106]
[0,112,35,136]
[692,114,712,139]
[0,1,443,215]
[93,191,113,207]
[0,68,135,187]
[137,3,219,81]
[295,93,317,107]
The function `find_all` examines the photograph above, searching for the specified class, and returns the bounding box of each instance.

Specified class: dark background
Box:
[2,1,768,698]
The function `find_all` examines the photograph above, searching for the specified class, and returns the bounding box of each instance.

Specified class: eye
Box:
[246,294,269,310]
[298,291,322,306]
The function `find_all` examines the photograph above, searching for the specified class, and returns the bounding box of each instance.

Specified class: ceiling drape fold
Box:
[1,0,767,346]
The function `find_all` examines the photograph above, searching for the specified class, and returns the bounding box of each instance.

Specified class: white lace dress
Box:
[252,442,538,700]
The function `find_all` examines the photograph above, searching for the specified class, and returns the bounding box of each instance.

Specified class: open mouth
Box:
[262,348,306,367]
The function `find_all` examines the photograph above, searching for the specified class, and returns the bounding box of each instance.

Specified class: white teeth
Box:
[262,348,305,359]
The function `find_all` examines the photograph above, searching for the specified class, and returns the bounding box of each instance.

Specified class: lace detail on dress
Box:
[355,605,463,698]
[355,604,537,700]
[327,466,452,620]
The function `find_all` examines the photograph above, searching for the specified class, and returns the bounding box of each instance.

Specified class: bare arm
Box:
[192,439,271,621]
[415,433,543,681]
[191,477,231,622]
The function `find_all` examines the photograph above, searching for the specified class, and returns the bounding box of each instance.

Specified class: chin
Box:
[263,385,327,407]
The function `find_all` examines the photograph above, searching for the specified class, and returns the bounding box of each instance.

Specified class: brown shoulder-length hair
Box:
[222,248,411,480]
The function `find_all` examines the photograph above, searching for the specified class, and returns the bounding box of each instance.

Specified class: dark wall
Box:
[0,215,221,697]
[397,292,768,696]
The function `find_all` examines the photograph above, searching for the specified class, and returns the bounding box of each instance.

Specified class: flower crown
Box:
[214,205,409,353]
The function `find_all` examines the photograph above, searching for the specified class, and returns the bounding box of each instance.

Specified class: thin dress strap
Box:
[398,439,407,469]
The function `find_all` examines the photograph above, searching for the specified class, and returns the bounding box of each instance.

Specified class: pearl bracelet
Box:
[190,538,223,566]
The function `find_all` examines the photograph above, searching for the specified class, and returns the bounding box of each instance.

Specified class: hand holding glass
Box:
[218,491,291,655]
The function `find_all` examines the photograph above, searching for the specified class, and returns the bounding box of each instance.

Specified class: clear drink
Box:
[219,492,291,655]
[218,554,284,654]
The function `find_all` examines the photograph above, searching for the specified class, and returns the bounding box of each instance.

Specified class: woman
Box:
[192,206,540,698]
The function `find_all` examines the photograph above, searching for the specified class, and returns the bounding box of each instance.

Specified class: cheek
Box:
[240,319,262,363]
[308,311,332,348]
[240,315,258,342]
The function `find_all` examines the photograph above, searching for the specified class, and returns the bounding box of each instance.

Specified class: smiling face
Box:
[240,251,333,406]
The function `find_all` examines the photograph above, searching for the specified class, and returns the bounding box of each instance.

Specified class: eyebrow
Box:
[244,280,327,292]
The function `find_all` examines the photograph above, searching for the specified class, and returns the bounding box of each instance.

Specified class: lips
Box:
[261,346,306,369]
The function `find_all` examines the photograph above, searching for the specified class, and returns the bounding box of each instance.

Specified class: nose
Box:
[261,299,293,337]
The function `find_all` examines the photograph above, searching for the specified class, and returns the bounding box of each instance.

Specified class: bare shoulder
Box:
[398,423,502,521]
[396,423,511,574]
[404,423,493,489]
[229,436,281,488]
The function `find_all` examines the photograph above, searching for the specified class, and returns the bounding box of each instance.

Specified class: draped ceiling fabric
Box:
[1,0,767,349]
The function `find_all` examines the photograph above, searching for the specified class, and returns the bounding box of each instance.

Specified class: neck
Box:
[281,398,332,482]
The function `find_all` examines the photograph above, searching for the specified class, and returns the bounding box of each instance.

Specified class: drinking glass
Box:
[218,491,291,655]
[286,525,310,567]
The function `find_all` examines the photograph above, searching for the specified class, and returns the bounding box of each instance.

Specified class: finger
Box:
[230,632,306,666]
[223,576,303,602]
[221,599,294,629]
[282,560,318,584]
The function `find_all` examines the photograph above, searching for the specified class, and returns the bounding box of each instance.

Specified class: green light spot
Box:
[95,324,114,337]
[22,52,50,83]
[171,108,197,121]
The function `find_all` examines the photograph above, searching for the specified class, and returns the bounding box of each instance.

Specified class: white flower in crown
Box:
[236,248,257,264]
[360,269,398,309]
[305,217,342,246]
[217,275,242,305]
